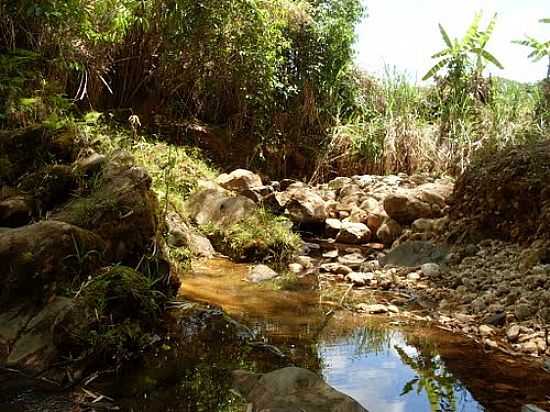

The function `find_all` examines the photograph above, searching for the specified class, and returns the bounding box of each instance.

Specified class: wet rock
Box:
[356,303,388,314]
[376,219,402,246]
[216,169,262,191]
[320,263,353,275]
[346,272,374,286]
[338,253,366,269]
[6,297,73,369]
[232,367,367,412]
[484,312,506,327]
[336,222,372,244]
[248,265,279,283]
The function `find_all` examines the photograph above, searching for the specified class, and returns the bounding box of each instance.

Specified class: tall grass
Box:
[314,68,549,180]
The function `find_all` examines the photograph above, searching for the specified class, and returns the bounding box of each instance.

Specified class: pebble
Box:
[407,272,421,281]
[356,303,388,314]
[295,256,314,268]
[506,325,521,342]
[288,263,303,273]
[479,325,494,337]
[346,272,374,286]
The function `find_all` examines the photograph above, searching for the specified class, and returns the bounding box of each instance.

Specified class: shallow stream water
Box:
[2,258,549,412]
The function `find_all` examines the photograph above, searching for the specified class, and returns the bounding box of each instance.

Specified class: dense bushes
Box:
[0,0,364,163]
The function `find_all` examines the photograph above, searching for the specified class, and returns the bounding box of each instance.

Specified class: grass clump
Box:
[203,208,302,267]
[57,266,167,364]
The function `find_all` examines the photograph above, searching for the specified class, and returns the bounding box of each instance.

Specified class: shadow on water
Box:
[2,258,549,411]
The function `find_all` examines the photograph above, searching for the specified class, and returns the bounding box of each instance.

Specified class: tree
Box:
[423,12,503,81]
[513,18,550,79]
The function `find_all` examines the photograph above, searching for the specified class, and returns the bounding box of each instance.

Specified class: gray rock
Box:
[285,188,328,225]
[336,222,372,244]
[217,169,262,191]
[320,263,353,275]
[338,253,366,269]
[76,152,107,174]
[186,189,256,226]
[506,325,520,342]
[381,241,449,267]
[248,265,279,283]
[232,367,368,412]
[346,272,374,286]
[421,263,441,277]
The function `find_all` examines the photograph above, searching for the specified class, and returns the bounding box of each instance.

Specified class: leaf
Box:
[431,49,449,59]
[479,49,504,69]
[438,24,452,48]
[400,378,420,396]
[422,58,450,81]
[540,18,550,24]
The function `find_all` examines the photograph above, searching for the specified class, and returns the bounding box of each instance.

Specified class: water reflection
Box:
[319,326,483,412]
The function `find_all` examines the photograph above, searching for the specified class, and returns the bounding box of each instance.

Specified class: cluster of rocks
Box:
[186,168,550,361]
[205,169,453,248]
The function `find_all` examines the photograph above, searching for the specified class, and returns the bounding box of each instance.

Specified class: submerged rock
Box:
[248,265,279,283]
[232,367,368,412]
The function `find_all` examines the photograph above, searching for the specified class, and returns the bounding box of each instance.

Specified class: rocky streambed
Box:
[188,168,550,364]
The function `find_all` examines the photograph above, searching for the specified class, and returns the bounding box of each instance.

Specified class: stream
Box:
[2,258,549,411]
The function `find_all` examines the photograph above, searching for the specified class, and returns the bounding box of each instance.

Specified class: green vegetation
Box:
[58,266,167,363]
[203,208,302,267]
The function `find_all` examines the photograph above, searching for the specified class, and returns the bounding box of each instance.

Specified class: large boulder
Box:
[383,180,453,225]
[232,367,367,412]
[336,222,372,244]
[284,188,328,225]
[53,152,162,265]
[0,221,105,305]
[216,169,262,191]
[186,188,256,227]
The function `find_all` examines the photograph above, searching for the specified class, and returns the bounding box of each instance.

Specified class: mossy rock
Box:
[0,221,106,305]
[55,266,167,364]
[54,151,163,266]
[0,126,79,186]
